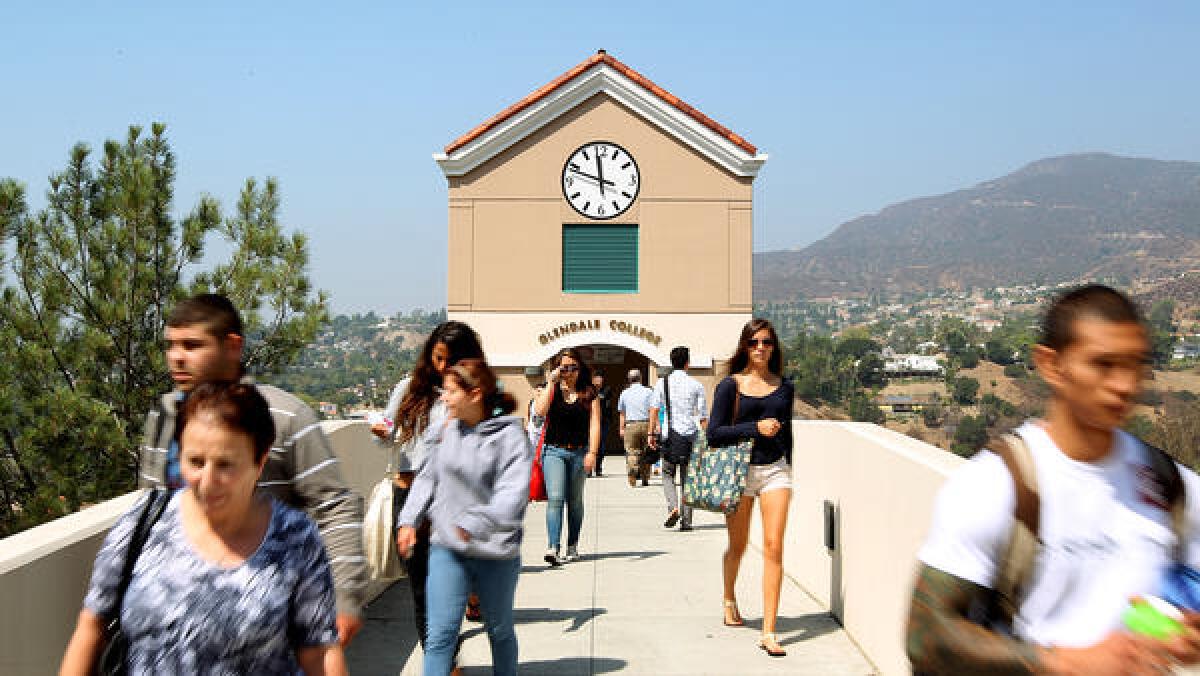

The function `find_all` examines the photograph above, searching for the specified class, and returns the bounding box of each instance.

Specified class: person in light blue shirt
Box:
[648,346,708,531]
[617,369,655,487]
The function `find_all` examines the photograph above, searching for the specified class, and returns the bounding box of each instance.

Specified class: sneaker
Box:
[628,475,636,487]
[544,548,562,566]
[563,546,580,563]
[663,509,681,529]
[679,524,694,532]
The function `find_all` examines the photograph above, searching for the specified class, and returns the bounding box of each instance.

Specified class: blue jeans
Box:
[425,546,521,676]
[542,443,586,550]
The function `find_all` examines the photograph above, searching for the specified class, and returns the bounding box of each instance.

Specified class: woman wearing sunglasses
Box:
[707,318,794,658]
[531,347,601,566]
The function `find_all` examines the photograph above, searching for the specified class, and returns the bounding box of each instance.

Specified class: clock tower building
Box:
[434,50,767,433]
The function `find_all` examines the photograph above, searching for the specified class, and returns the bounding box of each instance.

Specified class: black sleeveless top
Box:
[544,384,592,449]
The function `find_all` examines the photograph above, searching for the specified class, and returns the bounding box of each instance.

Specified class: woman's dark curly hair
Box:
[395,321,484,444]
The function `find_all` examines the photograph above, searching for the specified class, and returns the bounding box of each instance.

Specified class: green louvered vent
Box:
[562,224,639,293]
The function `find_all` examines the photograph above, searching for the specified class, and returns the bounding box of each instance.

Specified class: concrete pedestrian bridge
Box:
[1,421,963,675]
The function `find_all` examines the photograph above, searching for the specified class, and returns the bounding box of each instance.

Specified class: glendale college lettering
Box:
[538,319,662,347]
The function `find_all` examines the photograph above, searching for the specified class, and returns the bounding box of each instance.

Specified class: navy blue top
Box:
[706,376,794,466]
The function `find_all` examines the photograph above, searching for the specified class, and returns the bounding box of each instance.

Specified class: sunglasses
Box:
[747,338,775,347]
[560,364,580,372]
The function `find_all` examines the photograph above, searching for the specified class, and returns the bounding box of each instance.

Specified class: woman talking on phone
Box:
[531,347,601,566]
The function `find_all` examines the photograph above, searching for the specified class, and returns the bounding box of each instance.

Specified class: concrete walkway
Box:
[347,468,878,675]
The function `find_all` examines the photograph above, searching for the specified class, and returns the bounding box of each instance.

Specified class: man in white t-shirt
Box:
[906,285,1200,675]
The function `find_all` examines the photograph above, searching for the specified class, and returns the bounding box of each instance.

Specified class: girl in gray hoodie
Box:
[397,358,532,676]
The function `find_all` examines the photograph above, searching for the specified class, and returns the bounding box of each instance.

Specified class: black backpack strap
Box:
[987,433,1041,631]
[1142,441,1187,562]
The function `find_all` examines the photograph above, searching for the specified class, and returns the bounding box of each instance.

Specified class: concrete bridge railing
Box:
[0,419,961,675]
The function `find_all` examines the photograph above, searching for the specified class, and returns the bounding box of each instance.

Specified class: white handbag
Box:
[363,476,403,580]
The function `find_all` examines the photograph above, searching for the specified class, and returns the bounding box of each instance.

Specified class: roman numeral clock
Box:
[561,141,640,219]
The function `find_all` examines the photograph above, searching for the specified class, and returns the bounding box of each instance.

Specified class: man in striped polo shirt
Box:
[139,293,367,646]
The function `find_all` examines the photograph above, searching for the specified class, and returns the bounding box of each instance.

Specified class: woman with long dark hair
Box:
[372,321,485,654]
[532,347,601,566]
[707,318,794,658]
[396,359,531,676]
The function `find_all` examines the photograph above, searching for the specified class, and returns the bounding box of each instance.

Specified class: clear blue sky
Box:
[4,2,1198,314]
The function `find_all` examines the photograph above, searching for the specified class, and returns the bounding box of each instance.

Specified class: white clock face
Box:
[561,141,640,220]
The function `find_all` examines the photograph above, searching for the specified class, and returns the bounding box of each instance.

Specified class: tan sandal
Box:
[758,632,786,657]
[722,599,744,627]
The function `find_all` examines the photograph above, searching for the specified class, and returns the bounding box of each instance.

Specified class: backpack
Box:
[987,432,1187,630]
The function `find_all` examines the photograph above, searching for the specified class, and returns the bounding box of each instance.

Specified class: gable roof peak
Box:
[434,51,766,178]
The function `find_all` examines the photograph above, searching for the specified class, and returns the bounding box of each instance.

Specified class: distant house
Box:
[879,395,919,414]
[1172,343,1200,360]
[916,341,940,355]
[884,354,944,377]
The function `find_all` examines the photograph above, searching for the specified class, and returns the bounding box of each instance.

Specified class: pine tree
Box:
[0,124,328,535]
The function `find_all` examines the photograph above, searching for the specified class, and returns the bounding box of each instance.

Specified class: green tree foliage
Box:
[0,124,327,535]
[855,353,888,388]
[985,339,1017,365]
[958,348,981,369]
[834,327,879,359]
[1148,299,1176,368]
[951,376,980,405]
[788,333,854,405]
[953,414,989,456]
[979,393,1018,426]
[922,400,945,428]
[1003,362,1028,379]
[847,392,885,424]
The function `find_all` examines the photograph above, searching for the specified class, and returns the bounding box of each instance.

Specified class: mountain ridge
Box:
[754,153,1200,300]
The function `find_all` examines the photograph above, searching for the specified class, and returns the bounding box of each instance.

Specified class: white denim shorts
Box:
[743,457,792,497]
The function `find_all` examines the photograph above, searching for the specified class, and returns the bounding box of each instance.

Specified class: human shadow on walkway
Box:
[741,611,843,647]
[520,549,667,574]
[459,656,626,675]
[345,615,419,676]
[460,606,608,640]
[682,523,726,531]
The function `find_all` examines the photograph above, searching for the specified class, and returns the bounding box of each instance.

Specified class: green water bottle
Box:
[1123,595,1185,639]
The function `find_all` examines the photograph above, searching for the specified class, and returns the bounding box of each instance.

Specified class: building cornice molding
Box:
[434,64,768,179]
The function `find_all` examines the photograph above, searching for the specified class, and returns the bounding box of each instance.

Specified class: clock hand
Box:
[568,167,615,186]
[595,153,606,196]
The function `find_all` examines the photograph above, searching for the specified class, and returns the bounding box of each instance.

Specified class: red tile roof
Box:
[443,51,758,156]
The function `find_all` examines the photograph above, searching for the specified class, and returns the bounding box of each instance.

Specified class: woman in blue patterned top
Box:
[61,382,345,675]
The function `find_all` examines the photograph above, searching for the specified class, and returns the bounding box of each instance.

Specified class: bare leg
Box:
[722,495,755,624]
[758,487,792,637]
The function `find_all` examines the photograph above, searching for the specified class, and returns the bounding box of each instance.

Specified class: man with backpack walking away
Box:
[906,284,1200,675]
[648,346,707,531]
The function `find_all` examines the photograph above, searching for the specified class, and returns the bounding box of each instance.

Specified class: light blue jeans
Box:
[424,545,521,676]
[542,443,586,550]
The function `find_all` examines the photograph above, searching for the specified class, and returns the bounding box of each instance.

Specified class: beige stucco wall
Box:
[1,419,964,675]
[446,93,754,314]
[0,421,390,676]
[750,421,965,676]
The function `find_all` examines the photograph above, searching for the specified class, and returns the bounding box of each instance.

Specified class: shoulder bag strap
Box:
[663,374,673,432]
[108,488,171,628]
[988,432,1040,630]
